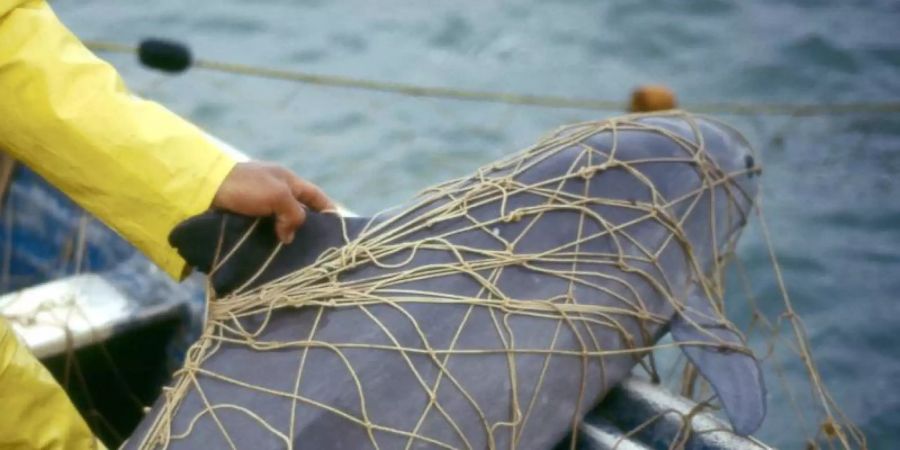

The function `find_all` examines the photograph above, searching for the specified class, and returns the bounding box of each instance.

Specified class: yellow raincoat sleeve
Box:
[0,0,237,280]
[0,318,105,449]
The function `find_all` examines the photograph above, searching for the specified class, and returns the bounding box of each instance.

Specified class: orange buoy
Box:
[629,85,677,112]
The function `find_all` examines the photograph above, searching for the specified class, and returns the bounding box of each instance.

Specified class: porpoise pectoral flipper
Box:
[169,211,370,295]
[671,286,767,436]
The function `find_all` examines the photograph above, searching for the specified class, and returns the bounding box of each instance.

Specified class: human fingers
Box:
[286,176,335,212]
[270,186,306,243]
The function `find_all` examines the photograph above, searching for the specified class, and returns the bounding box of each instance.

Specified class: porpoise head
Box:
[598,116,765,435]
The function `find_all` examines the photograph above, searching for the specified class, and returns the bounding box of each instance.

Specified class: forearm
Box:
[0,0,235,279]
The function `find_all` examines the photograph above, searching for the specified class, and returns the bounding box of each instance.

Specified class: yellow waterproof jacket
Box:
[0,0,237,280]
[0,318,105,449]
[1,1,239,448]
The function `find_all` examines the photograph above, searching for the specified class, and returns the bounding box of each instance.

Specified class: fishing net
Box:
[117,111,864,449]
[0,110,867,449]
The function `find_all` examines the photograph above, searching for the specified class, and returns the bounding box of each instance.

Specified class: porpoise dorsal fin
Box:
[169,211,370,296]
[671,286,767,436]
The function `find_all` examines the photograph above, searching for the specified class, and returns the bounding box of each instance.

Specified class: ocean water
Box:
[55,1,900,447]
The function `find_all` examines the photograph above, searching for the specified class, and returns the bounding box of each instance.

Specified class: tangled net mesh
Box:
[123,112,863,449]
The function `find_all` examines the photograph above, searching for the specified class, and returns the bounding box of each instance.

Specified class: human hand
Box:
[212,162,335,244]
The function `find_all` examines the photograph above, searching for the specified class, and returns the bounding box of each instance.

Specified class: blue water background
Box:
[55,1,900,447]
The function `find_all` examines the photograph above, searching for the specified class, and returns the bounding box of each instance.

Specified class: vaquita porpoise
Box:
[127,112,766,449]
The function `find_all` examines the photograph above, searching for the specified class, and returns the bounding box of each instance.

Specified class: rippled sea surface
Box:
[57,1,899,447]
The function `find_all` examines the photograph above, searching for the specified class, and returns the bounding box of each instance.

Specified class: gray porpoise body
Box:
[127,114,760,449]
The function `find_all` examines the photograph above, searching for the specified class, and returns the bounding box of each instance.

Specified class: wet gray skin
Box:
[128,114,763,449]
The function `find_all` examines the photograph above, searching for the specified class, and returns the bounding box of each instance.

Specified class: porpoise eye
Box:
[744,154,755,177]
